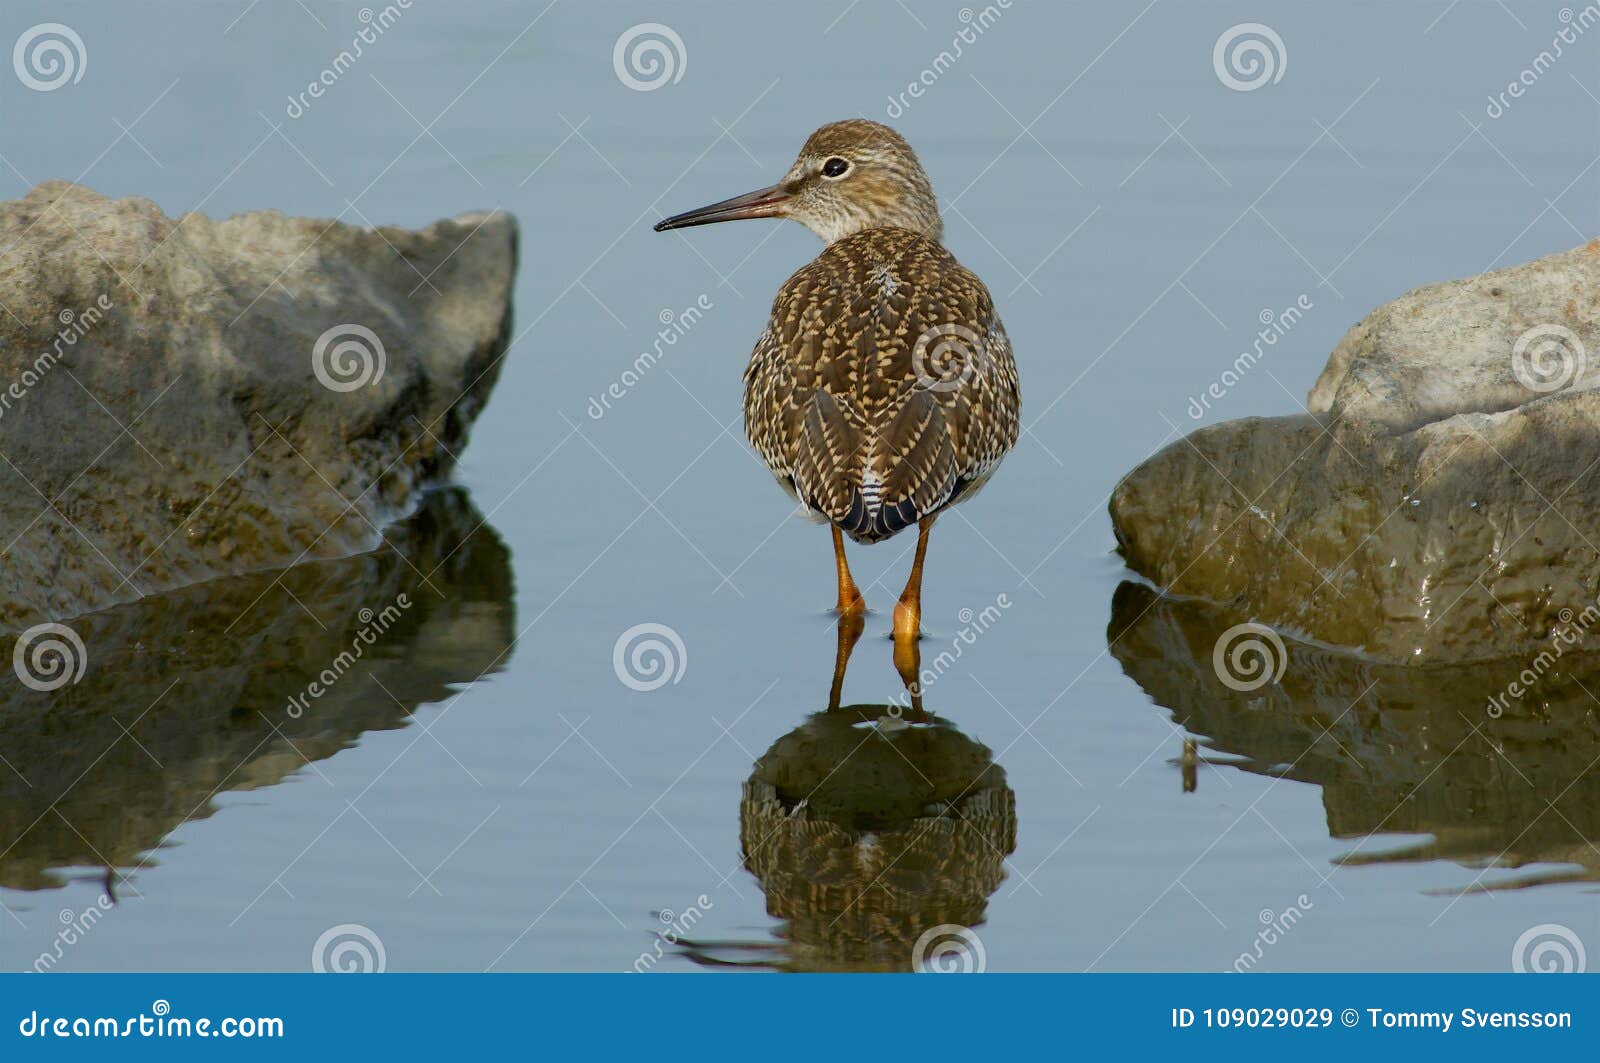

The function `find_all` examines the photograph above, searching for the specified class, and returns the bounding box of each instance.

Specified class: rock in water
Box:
[1111,239,1600,663]
[0,181,516,629]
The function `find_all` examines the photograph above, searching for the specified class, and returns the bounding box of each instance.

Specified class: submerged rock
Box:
[1111,239,1600,663]
[0,181,516,629]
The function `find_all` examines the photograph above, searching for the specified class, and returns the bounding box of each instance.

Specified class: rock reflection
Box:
[1109,581,1600,891]
[679,625,1016,971]
[0,488,514,892]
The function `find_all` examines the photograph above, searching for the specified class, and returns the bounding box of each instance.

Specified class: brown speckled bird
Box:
[655,120,1019,641]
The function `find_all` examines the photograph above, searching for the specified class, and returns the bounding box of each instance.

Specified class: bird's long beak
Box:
[653,183,790,232]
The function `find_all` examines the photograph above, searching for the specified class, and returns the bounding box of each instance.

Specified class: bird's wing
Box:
[745,230,1019,541]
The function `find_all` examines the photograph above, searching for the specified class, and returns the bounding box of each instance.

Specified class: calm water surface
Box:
[2,0,1598,971]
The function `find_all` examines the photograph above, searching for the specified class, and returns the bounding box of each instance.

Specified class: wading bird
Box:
[654,120,1019,642]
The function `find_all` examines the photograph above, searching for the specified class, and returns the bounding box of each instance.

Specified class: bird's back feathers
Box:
[744,227,1019,543]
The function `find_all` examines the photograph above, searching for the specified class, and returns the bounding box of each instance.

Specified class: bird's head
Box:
[654,120,942,244]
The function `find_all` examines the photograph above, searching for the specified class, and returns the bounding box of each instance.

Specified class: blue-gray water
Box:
[2,0,1598,971]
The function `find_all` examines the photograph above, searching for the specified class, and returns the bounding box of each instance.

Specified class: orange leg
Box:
[892,625,925,718]
[892,517,934,641]
[832,526,865,617]
[828,608,866,711]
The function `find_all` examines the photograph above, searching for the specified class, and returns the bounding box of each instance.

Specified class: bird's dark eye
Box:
[821,157,850,178]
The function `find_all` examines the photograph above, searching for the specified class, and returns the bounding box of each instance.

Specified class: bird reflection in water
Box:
[675,619,1016,971]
